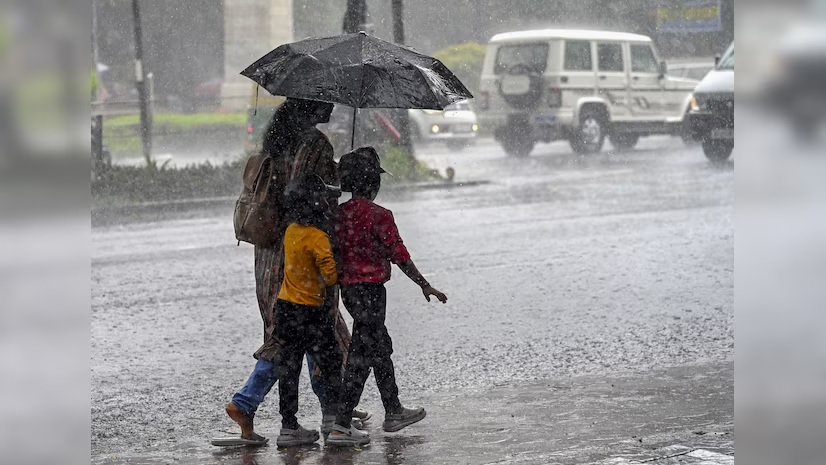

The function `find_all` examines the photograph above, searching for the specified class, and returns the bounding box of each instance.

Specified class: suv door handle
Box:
[599,75,606,80]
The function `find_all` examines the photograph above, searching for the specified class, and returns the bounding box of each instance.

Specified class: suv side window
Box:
[597,43,624,72]
[630,44,658,73]
[564,40,592,71]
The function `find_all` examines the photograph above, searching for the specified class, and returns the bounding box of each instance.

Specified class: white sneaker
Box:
[276,424,320,447]
[352,407,373,422]
[326,424,371,447]
[323,415,363,437]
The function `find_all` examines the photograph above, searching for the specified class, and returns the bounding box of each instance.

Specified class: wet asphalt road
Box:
[91,136,733,463]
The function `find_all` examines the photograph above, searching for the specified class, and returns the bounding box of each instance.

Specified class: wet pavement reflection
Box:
[93,137,733,464]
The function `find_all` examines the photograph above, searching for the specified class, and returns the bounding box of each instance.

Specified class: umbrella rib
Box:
[363,63,390,108]
[358,35,367,107]
[412,63,445,109]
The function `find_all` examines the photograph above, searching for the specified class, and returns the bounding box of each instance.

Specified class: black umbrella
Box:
[241,31,473,148]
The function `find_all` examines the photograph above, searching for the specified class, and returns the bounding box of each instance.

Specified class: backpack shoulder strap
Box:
[242,153,272,189]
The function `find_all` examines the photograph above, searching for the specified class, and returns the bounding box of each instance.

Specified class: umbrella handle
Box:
[253,85,259,116]
[350,106,357,151]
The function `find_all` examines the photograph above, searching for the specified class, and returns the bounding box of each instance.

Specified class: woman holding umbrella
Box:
[225,31,471,445]
[223,98,369,446]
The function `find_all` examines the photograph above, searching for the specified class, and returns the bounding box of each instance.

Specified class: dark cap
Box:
[285,173,341,199]
[284,173,326,201]
[338,146,391,177]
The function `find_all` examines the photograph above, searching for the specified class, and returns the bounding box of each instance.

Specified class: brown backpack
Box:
[233,152,288,246]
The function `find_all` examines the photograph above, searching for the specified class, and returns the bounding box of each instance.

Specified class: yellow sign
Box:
[656,0,722,33]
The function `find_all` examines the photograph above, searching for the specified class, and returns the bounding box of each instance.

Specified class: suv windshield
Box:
[717,45,734,70]
[495,44,548,74]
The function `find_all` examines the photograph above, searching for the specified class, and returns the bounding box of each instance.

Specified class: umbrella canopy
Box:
[241,31,473,110]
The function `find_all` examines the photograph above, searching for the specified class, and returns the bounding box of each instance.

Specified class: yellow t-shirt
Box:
[278,223,338,306]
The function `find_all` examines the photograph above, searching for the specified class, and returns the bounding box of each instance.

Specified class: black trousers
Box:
[337,283,402,427]
[274,299,343,429]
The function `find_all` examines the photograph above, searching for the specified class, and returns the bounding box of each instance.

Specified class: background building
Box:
[92,0,733,111]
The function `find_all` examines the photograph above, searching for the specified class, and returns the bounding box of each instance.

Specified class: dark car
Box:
[689,43,734,162]
[763,19,826,141]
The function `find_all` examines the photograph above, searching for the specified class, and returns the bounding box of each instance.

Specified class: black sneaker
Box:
[276,424,319,447]
[383,406,426,432]
[326,424,371,447]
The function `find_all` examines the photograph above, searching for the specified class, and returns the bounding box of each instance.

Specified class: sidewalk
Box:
[97,362,732,465]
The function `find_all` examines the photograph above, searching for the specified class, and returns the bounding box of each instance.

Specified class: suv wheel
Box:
[680,112,698,146]
[497,122,534,157]
[501,136,534,157]
[609,133,639,151]
[570,110,606,154]
[702,140,733,163]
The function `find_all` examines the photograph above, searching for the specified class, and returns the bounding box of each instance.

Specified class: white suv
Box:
[477,29,699,156]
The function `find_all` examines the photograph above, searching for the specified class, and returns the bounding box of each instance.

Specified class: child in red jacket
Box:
[327,147,447,447]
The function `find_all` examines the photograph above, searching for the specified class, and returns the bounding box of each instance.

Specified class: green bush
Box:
[379,145,441,182]
[433,42,486,97]
[92,145,442,207]
[92,158,246,205]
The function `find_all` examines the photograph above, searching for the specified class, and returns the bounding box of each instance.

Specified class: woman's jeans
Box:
[231,354,328,417]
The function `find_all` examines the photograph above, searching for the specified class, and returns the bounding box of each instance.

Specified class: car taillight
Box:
[479,91,489,110]
[547,88,562,107]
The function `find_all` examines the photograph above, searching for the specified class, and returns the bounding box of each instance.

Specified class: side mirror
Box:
[714,55,721,66]
[658,61,668,78]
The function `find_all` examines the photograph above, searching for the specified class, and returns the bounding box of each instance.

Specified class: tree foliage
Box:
[432,42,486,97]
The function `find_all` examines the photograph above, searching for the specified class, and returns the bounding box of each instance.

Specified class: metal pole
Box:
[391,0,414,155]
[92,114,104,170]
[343,0,367,34]
[131,0,152,165]
[344,0,367,151]
[91,0,100,85]
[391,0,404,44]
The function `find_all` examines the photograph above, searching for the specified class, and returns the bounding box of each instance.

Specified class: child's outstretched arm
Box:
[397,260,447,303]
[376,209,447,303]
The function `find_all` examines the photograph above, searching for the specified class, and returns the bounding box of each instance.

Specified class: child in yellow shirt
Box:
[273,174,345,447]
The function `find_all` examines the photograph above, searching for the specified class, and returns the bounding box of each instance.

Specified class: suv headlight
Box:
[690,94,706,111]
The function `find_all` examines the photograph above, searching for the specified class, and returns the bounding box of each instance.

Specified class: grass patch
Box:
[102,112,247,158]
[93,159,246,205]
[105,112,246,129]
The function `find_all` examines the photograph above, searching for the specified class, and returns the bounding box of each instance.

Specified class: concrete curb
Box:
[91,179,491,219]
